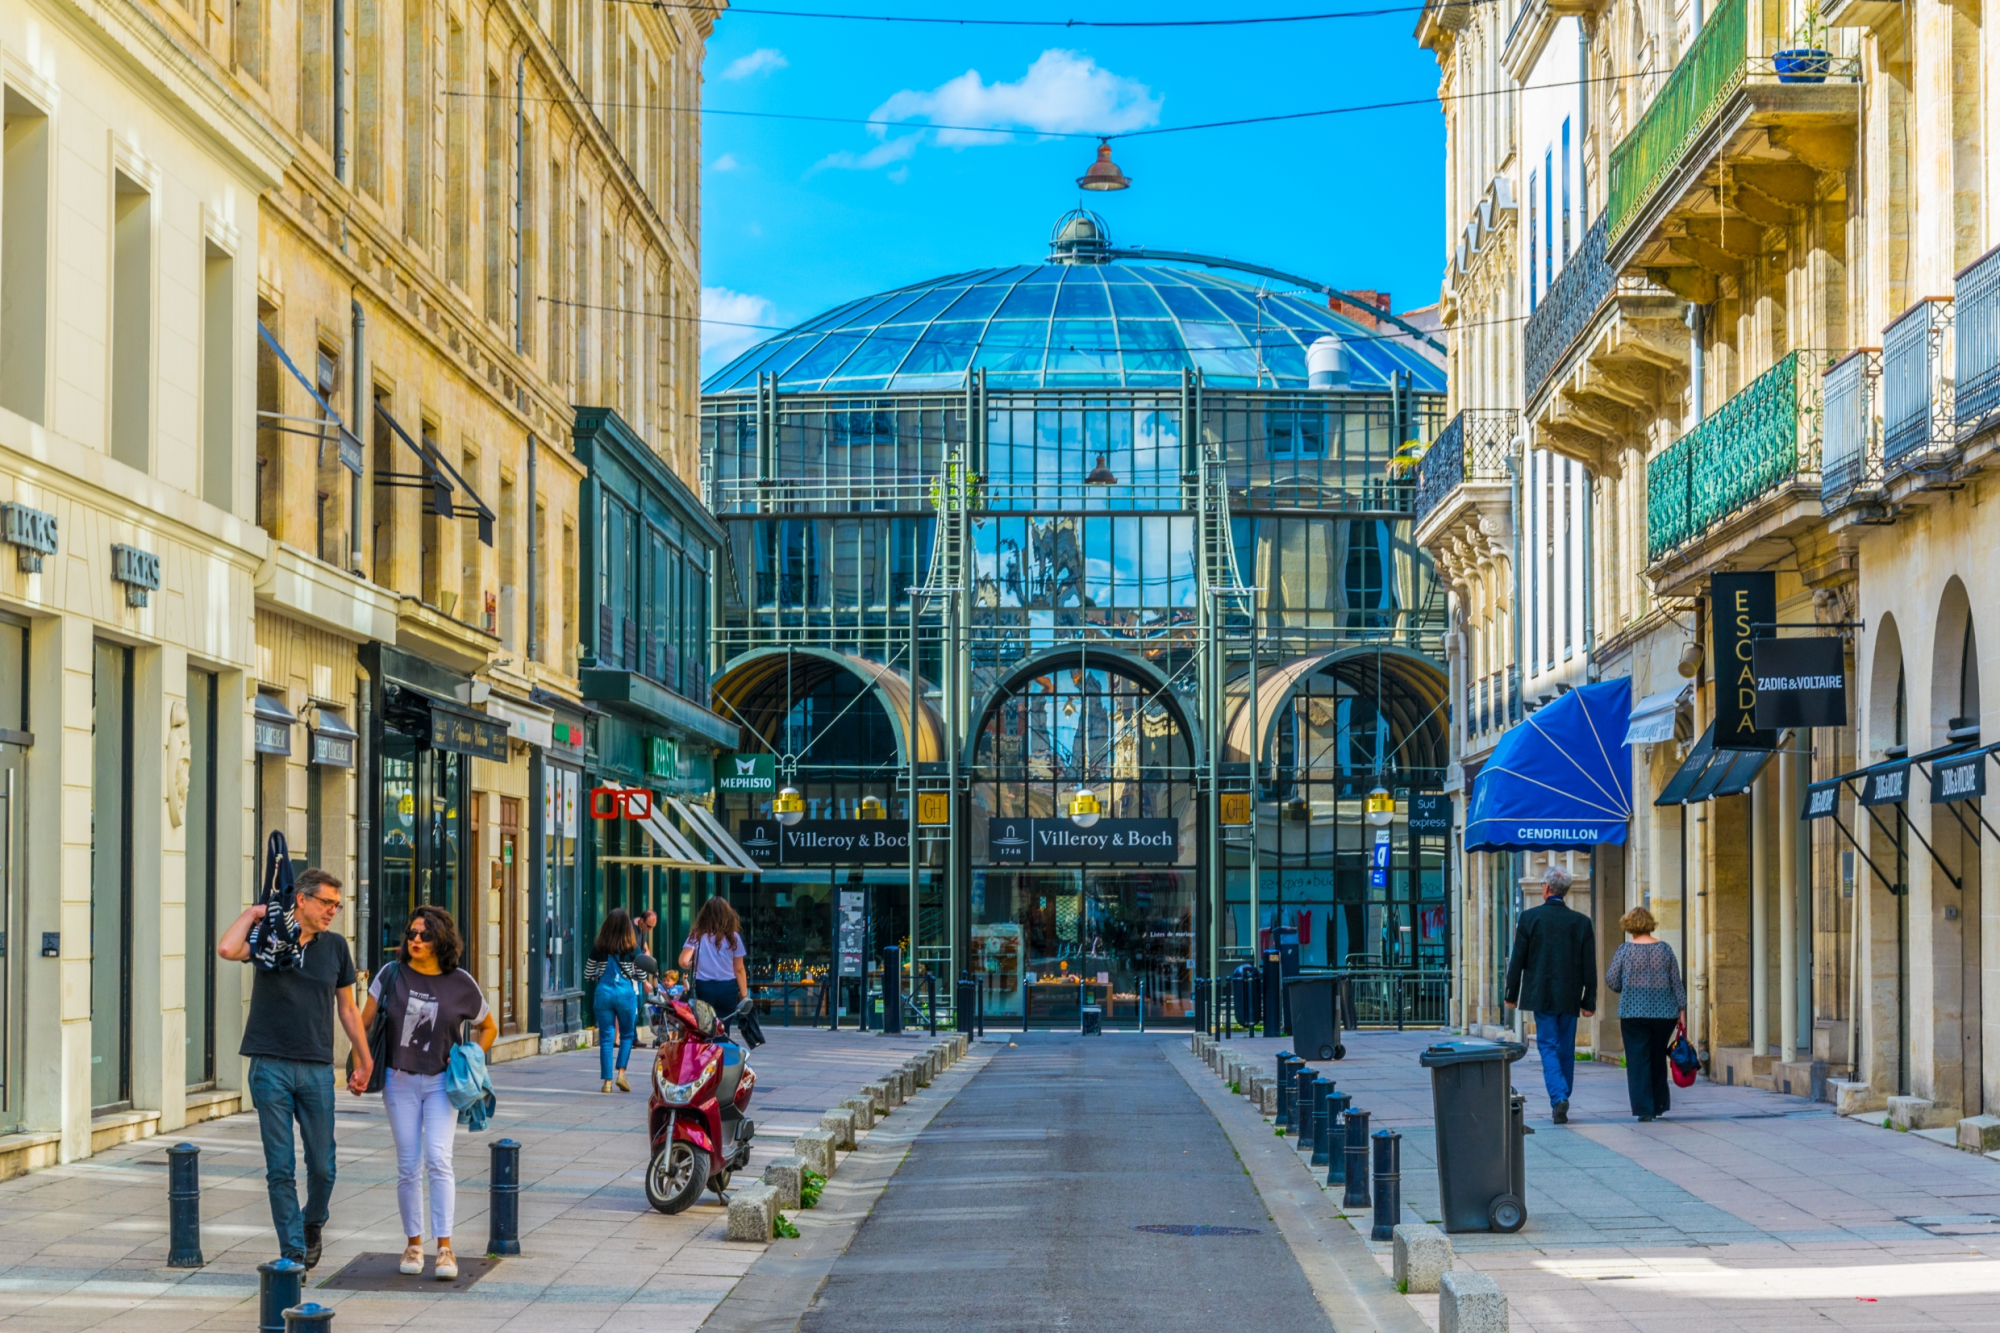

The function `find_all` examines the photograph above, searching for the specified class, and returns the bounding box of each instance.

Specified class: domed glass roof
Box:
[703,261,1446,396]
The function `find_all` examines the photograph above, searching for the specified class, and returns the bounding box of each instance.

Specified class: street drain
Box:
[1133,1224,1262,1237]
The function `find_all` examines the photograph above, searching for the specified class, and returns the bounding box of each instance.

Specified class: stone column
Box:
[1779,734,1800,1062]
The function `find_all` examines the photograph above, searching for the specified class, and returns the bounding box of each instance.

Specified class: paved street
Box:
[1211,1028,2000,1331]
[798,1033,1328,1332]
[0,1028,928,1332]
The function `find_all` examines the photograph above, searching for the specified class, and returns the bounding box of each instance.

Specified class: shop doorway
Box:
[0,614,27,1133]
[91,641,133,1112]
[376,728,468,964]
[499,797,521,1034]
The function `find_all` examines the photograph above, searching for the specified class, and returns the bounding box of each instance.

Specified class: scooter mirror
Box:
[734,997,757,1018]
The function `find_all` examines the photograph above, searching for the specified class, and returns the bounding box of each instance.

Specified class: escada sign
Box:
[985,817,1179,865]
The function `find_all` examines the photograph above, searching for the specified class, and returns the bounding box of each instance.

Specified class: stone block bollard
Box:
[821,1107,858,1151]
[763,1155,805,1209]
[1961,1114,2000,1152]
[1259,1083,1279,1116]
[839,1095,876,1132]
[1439,1270,1506,1333]
[1889,1095,1943,1130]
[1393,1222,1452,1293]
[908,1059,931,1089]
[727,1184,779,1242]
[863,1080,894,1113]
[795,1129,838,1178]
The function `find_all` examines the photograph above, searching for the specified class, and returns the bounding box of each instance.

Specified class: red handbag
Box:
[1668,1019,1699,1087]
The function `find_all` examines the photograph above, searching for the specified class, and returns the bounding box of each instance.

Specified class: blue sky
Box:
[696,1,1448,374]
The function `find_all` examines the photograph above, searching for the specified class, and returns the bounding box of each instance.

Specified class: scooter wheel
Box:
[645,1140,710,1215]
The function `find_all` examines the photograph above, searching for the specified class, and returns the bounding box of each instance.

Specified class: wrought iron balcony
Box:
[1647,348,1841,562]
[1959,245,2000,439]
[1883,297,1954,475]
[1605,0,1860,254]
[1821,349,1883,512]
[1412,408,1518,526]
[1525,217,1615,404]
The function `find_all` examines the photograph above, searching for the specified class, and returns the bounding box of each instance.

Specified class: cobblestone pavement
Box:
[0,1027,933,1333]
[1211,1027,2000,1331]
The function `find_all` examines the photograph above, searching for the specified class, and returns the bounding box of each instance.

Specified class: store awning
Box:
[372,401,496,546]
[1653,723,1775,806]
[1464,678,1633,852]
[485,694,554,749]
[308,706,357,768]
[595,783,764,876]
[1623,683,1690,746]
[253,692,297,756]
[669,798,763,874]
[257,322,362,474]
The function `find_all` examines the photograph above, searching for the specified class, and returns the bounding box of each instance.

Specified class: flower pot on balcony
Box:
[1774,48,1832,82]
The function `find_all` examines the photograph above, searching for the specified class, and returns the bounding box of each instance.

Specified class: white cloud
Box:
[711,153,740,172]
[868,49,1161,149]
[810,133,923,174]
[722,48,788,81]
[701,286,780,368]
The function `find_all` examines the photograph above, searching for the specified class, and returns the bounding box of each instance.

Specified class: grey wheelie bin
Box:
[1418,1038,1529,1233]
[1283,975,1345,1061]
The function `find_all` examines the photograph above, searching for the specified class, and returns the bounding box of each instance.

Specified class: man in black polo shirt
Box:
[218,868,372,1269]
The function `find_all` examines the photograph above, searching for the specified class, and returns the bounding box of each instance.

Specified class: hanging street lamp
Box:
[1076,140,1131,192]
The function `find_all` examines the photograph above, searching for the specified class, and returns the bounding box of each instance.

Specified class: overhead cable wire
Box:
[448,70,1653,143]
[609,0,1496,25]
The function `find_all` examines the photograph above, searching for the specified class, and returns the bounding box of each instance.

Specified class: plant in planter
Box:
[1775,1,1833,82]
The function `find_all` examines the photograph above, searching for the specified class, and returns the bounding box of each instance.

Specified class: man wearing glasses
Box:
[218,869,372,1270]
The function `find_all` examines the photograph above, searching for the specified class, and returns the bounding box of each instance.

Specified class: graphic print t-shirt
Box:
[368,965,489,1076]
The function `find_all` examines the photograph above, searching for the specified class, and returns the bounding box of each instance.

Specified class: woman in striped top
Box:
[1604,906,1686,1122]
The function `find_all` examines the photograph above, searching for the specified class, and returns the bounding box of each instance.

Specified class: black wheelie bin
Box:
[1283,975,1345,1061]
[1418,1038,1529,1233]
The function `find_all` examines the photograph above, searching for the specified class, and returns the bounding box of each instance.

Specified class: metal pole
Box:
[1341,1109,1372,1209]
[1370,1128,1402,1240]
[488,1138,522,1255]
[1324,1090,1352,1186]
[167,1142,203,1268]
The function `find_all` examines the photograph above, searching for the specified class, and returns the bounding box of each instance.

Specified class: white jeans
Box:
[384,1068,456,1240]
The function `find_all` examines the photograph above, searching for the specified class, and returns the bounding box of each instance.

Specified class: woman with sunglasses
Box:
[360,906,496,1279]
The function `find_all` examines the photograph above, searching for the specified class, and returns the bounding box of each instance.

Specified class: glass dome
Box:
[703,258,1446,396]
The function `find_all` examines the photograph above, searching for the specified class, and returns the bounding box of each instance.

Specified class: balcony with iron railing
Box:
[1820,349,1882,514]
[1958,245,2000,445]
[1880,297,1955,481]
[1647,348,1841,566]
[1412,408,1517,529]
[1604,0,1860,286]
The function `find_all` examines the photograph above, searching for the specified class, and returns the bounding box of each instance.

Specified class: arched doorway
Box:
[968,654,1197,1026]
[709,649,947,1022]
[1931,580,1981,1115]
[1867,614,1910,1094]
[1220,648,1450,980]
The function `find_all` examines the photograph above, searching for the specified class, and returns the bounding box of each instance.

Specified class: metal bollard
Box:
[257,1259,305,1333]
[1370,1128,1402,1241]
[1294,1067,1317,1150]
[283,1303,336,1332]
[925,973,937,1036]
[487,1138,522,1256]
[1274,1053,1299,1129]
[1309,1078,1335,1167]
[957,974,976,1032]
[1324,1091,1353,1186]
[166,1142,203,1268]
[882,945,904,1035]
[1341,1109,1372,1210]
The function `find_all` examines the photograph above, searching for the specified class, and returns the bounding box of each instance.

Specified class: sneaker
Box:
[602,1079,617,1094]
[1553,1099,1570,1124]
[303,1223,322,1271]
[399,1243,424,1276]
[435,1245,458,1281]
[616,1071,632,1092]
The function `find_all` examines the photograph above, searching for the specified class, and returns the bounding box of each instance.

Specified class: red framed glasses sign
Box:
[588,786,653,820]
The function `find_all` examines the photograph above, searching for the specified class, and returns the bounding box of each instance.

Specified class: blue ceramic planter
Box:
[1775,47,1832,82]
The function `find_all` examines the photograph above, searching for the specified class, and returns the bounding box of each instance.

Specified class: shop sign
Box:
[309,729,354,768]
[1219,793,1251,826]
[985,817,1179,865]
[718,752,776,793]
[1752,636,1848,729]
[647,736,677,780]
[916,791,951,825]
[549,720,585,754]
[737,819,910,864]
[1711,571,1776,750]
[1934,751,1987,805]
[1801,778,1842,820]
[1410,793,1452,833]
[431,706,510,761]
[112,542,160,607]
[252,693,295,756]
[1,503,57,572]
[1369,829,1392,887]
[1861,760,1913,807]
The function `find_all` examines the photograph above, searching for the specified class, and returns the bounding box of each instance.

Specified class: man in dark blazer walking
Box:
[1504,866,1596,1123]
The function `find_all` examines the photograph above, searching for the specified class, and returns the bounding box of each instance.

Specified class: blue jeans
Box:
[1534,1012,1579,1105]
[695,977,742,1020]
[249,1057,337,1261]
[596,984,638,1080]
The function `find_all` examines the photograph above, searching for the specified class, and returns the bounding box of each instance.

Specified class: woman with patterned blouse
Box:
[1604,907,1686,1121]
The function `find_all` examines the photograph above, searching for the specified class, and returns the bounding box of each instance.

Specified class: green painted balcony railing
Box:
[1606,0,1748,244]
[1646,348,1840,562]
